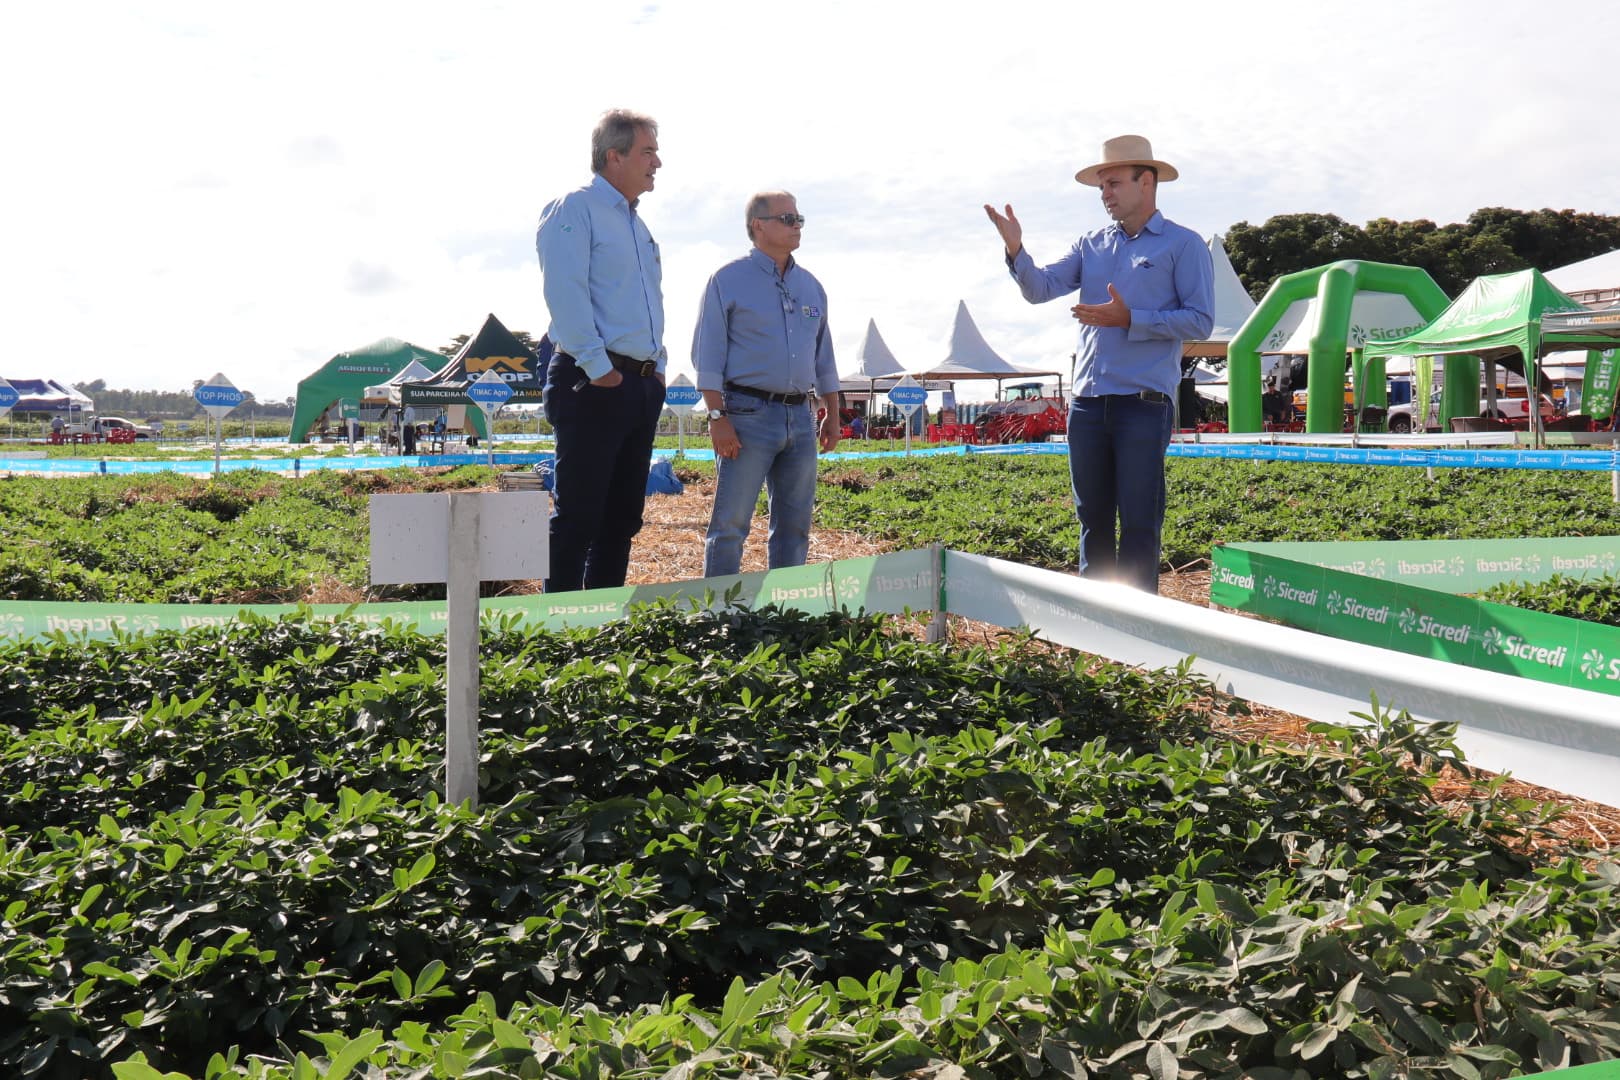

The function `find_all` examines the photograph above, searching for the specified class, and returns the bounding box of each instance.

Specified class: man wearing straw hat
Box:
[986,134,1213,593]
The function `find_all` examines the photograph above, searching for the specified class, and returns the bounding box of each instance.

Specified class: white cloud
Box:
[3,0,1618,404]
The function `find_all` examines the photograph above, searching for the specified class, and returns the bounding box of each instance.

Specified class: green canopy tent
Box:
[1542,304,1620,423]
[1361,268,1617,442]
[397,314,546,440]
[288,338,444,443]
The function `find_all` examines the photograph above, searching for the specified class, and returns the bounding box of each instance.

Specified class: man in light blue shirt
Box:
[986,135,1213,593]
[693,190,841,577]
[536,109,668,592]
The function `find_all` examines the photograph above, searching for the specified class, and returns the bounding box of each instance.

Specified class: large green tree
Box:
[1224,206,1620,299]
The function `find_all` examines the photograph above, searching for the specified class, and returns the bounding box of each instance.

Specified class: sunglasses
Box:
[754,213,806,227]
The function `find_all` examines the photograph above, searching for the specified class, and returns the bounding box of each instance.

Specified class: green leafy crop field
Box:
[5,458,1620,604]
[3,605,1616,1078]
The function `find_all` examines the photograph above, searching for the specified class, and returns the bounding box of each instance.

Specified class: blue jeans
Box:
[542,358,665,592]
[1066,394,1174,593]
[703,393,818,577]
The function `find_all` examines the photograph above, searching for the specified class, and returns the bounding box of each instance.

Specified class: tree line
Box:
[69,380,293,419]
[1222,207,1620,301]
[64,210,1620,409]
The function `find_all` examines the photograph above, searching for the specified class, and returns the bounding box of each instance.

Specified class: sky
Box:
[5,0,1619,406]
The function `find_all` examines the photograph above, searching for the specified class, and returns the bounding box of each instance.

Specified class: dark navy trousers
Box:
[542,357,665,592]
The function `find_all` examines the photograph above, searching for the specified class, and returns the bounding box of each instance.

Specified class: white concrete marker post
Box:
[370,491,550,807]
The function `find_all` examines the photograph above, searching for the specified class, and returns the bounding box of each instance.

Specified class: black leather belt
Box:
[1077,390,1171,404]
[555,350,658,378]
[725,381,808,405]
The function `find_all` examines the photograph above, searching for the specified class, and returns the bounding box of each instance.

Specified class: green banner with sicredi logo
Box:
[1211,537,1620,698]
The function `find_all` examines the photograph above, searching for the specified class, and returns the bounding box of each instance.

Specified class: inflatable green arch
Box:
[1227,261,1450,433]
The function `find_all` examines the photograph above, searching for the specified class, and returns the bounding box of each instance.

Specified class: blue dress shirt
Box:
[536,174,666,380]
[692,248,839,398]
[1009,210,1214,397]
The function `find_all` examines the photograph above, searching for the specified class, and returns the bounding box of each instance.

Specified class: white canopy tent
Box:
[363,359,440,404]
[1546,248,1620,305]
[1184,234,1258,358]
[911,300,1063,390]
[836,318,907,395]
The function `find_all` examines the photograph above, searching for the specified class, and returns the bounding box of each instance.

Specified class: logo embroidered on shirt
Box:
[1132,256,1154,270]
[802,306,821,319]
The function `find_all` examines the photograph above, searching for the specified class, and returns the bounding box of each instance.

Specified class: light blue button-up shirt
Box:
[1009,210,1213,397]
[535,173,666,381]
[692,248,839,398]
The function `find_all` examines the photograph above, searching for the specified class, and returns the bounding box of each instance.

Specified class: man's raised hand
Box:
[984,203,1022,259]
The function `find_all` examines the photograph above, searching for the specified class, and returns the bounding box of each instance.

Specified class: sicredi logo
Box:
[1397,559,1458,576]
[1551,554,1602,573]
[1268,579,1318,606]
[1328,592,1391,624]
[1479,628,1569,669]
[1580,649,1620,683]
[1395,608,1472,644]
[1215,566,1254,590]
[871,571,932,594]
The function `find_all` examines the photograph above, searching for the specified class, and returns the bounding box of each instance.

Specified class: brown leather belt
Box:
[556,350,658,378]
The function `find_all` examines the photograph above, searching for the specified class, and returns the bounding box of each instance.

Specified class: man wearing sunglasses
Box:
[985,135,1213,593]
[535,108,668,593]
[693,191,841,577]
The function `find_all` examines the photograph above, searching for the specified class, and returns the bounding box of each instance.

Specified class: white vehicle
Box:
[1386,389,1555,433]
[64,415,155,439]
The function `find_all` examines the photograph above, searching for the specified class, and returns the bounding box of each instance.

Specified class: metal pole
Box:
[925,542,947,643]
[444,493,481,807]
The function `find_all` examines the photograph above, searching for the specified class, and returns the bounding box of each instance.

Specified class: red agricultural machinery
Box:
[975,382,1066,443]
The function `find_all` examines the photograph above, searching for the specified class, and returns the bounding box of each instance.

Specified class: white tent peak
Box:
[842,319,906,380]
[911,300,1030,379]
[1207,233,1257,342]
[364,358,440,400]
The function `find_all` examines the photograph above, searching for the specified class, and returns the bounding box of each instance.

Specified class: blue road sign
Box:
[664,384,702,407]
[887,384,928,408]
[466,376,514,409]
[0,381,19,414]
[194,383,245,414]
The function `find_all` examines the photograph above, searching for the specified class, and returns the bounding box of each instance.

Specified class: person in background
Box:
[535,108,667,592]
[986,134,1213,592]
[693,190,840,577]
[401,404,417,455]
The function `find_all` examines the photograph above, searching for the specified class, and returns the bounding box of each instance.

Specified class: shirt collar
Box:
[587,172,637,212]
[749,246,795,277]
[1107,209,1166,240]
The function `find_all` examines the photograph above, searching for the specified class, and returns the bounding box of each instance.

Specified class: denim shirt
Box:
[536,174,666,381]
[691,248,838,398]
[1010,210,1214,397]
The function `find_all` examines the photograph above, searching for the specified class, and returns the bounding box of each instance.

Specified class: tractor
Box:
[975,382,1066,443]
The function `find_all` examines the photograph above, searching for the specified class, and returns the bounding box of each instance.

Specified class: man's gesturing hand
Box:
[984,203,1023,259]
[1071,282,1131,328]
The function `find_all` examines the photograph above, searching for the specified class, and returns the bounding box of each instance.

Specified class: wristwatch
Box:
[707,408,727,420]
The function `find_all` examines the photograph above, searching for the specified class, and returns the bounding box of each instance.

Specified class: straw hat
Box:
[1075,134,1179,186]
